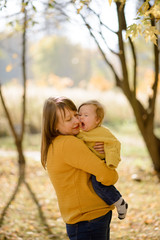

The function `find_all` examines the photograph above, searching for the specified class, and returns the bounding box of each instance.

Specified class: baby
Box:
[77,100,128,220]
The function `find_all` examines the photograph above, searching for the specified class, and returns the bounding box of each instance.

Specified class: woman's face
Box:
[56,108,80,135]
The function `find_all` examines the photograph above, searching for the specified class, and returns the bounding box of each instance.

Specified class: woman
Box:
[41,96,118,240]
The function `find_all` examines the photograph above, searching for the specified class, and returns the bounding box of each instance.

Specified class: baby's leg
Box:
[91,175,128,220]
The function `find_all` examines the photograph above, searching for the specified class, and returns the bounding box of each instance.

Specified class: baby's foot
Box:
[114,197,128,220]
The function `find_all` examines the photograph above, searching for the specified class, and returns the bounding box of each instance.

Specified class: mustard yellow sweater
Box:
[47,135,118,224]
[77,126,121,169]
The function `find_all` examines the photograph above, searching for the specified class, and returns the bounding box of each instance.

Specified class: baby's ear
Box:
[96,117,101,125]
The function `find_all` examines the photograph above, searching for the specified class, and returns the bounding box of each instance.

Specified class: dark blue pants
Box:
[91,175,121,205]
[66,211,112,240]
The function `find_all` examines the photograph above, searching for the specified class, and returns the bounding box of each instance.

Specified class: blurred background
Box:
[0,0,160,239]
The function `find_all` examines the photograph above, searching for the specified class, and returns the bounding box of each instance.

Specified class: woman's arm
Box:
[64,136,118,186]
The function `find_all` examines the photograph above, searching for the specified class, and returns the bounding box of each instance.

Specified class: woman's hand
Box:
[93,142,104,154]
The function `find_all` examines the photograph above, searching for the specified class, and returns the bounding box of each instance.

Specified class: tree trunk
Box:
[116,1,160,178]
[134,109,160,175]
[0,1,55,230]
[16,140,26,180]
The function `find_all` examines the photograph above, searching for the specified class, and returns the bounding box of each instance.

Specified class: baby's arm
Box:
[103,128,121,169]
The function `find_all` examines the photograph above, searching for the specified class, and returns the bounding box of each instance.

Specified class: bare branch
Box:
[98,27,119,56]
[20,0,27,142]
[0,10,20,20]
[128,37,137,96]
[0,84,18,141]
[86,5,118,35]
[148,18,159,116]
[116,2,130,92]
[79,13,121,86]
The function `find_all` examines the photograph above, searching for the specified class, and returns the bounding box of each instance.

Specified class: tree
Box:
[0,1,55,236]
[70,0,160,178]
[31,36,93,84]
[47,0,160,177]
[73,0,160,44]
[1,1,160,178]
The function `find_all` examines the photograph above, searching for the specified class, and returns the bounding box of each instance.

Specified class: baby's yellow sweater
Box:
[47,135,118,224]
[77,126,121,169]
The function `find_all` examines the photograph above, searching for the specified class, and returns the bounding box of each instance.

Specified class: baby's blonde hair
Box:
[78,100,104,125]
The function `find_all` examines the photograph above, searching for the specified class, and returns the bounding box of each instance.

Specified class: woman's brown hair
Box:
[41,96,77,169]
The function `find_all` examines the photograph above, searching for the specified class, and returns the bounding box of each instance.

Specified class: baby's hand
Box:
[94,142,104,154]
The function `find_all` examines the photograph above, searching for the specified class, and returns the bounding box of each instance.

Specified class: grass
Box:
[0,133,41,151]
[0,124,160,240]
[1,85,159,137]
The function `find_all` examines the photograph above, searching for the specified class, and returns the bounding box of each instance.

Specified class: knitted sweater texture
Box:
[77,126,121,169]
[47,135,118,224]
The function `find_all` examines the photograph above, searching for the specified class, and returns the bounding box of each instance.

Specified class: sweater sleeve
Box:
[103,131,121,169]
[63,136,118,186]
[77,127,121,169]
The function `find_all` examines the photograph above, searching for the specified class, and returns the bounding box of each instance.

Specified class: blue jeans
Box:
[66,211,112,240]
[91,175,121,205]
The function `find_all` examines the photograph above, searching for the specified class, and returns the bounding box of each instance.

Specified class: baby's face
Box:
[78,104,100,132]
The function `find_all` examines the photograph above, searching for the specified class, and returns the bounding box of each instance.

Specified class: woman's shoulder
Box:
[52,135,84,153]
[54,135,82,145]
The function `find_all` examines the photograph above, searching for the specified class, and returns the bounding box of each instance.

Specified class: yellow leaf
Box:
[126,24,142,41]
[108,0,112,5]
[6,64,13,72]
[138,1,150,16]
[77,6,83,14]
[21,6,25,12]
[144,219,153,224]
[12,53,18,59]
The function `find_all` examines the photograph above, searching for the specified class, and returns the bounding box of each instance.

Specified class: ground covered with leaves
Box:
[0,128,160,240]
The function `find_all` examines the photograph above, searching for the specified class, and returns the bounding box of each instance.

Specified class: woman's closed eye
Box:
[65,118,71,122]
